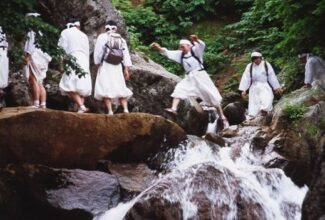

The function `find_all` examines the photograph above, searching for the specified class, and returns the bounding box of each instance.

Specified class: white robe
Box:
[58,27,92,97]
[161,40,222,106]
[239,61,281,116]
[305,55,325,88]
[93,32,132,102]
[24,31,51,83]
[0,48,9,89]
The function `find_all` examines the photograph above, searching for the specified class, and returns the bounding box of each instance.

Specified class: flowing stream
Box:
[96,126,308,220]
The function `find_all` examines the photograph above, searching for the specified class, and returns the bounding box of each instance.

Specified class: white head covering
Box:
[251,52,262,57]
[26,12,41,17]
[179,39,192,46]
[73,21,80,27]
[105,24,117,32]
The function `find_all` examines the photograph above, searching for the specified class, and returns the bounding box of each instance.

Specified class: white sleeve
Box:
[161,49,183,64]
[24,31,35,54]
[122,39,132,67]
[239,64,252,91]
[58,31,68,53]
[266,62,281,90]
[93,34,107,65]
[192,40,205,60]
[304,59,315,84]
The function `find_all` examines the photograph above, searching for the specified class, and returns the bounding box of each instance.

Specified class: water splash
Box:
[97,126,308,220]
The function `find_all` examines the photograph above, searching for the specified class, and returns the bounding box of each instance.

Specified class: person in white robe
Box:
[239,52,282,117]
[58,19,92,113]
[24,13,52,108]
[93,20,132,115]
[298,53,325,89]
[0,26,9,109]
[150,35,227,122]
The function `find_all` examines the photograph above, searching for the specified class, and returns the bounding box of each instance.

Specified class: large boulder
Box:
[0,107,186,169]
[302,139,325,220]
[0,164,120,220]
[270,86,325,186]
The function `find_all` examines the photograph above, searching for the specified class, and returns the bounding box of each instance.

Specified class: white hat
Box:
[298,53,308,58]
[73,21,80,26]
[26,12,41,17]
[179,39,192,46]
[251,52,262,57]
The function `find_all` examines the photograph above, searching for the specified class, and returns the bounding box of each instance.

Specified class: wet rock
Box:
[5,72,31,107]
[220,125,239,137]
[99,161,157,195]
[223,102,246,125]
[204,133,226,147]
[125,164,267,220]
[0,107,186,169]
[0,164,120,220]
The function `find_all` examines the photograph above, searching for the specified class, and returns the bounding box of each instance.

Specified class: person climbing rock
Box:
[239,52,283,117]
[0,26,9,110]
[150,35,227,125]
[298,53,325,89]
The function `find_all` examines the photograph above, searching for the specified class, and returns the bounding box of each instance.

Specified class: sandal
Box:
[164,108,178,116]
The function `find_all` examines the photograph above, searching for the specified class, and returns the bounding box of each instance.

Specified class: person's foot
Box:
[77,107,90,113]
[28,105,40,109]
[164,108,177,116]
[123,109,129,113]
[107,111,114,116]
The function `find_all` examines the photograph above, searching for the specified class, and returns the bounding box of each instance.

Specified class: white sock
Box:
[79,105,86,111]
[33,100,40,107]
[124,109,129,113]
[40,102,46,107]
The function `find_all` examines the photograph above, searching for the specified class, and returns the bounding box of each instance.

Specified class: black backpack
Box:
[103,34,124,65]
[249,61,274,90]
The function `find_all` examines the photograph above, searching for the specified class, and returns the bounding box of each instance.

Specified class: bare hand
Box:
[150,42,161,50]
[23,55,31,65]
[241,91,247,97]
[275,88,283,95]
[190,35,199,42]
[124,69,130,81]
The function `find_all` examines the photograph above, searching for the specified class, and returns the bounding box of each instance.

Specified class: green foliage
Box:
[306,125,320,136]
[283,102,306,122]
[0,0,87,78]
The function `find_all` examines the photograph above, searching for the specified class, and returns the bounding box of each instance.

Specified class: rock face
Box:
[37,0,128,49]
[302,140,325,220]
[0,107,186,169]
[270,87,325,186]
[0,164,120,220]
[125,164,266,220]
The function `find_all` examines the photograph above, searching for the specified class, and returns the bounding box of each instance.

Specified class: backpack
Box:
[249,61,274,90]
[103,33,124,65]
[180,47,205,72]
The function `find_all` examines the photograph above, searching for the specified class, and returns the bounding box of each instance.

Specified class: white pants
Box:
[248,81,274,116]
[171,70,222,106]
[59,51,92,97]
[0,48,9,89]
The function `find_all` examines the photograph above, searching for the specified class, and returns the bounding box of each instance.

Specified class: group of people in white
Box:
[1,13,325,120]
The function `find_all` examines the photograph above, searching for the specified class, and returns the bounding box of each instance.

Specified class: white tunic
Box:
[239,61,281,116]
[24,31,51,83]
[161,40,222,106]
[0,28,9,89]
[94,32,132,102]
[58,27,92,97]
[305,55,325,88]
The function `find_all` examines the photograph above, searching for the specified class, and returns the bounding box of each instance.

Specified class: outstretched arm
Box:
[150,42,183,64]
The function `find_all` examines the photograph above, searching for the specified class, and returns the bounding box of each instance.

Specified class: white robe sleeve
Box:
[192,40,205,61]
[93,34,107,65]
[58,30,68,53]
[24,31,36,54]
[161,49,183,64]
[266,62,281,90]
[239,64,252,91]
[304,58,315,84]
[122,39,132,67]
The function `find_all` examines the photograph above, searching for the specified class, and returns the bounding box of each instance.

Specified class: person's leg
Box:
[165,98,180,115]
[39,83,47,108]
[29,72,40,107]
[103,98,113,115]
[120,98,129,113]
[68,92,89,113]
[80,96,85,105]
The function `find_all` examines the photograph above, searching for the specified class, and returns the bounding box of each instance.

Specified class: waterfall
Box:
[96,126,308,220]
